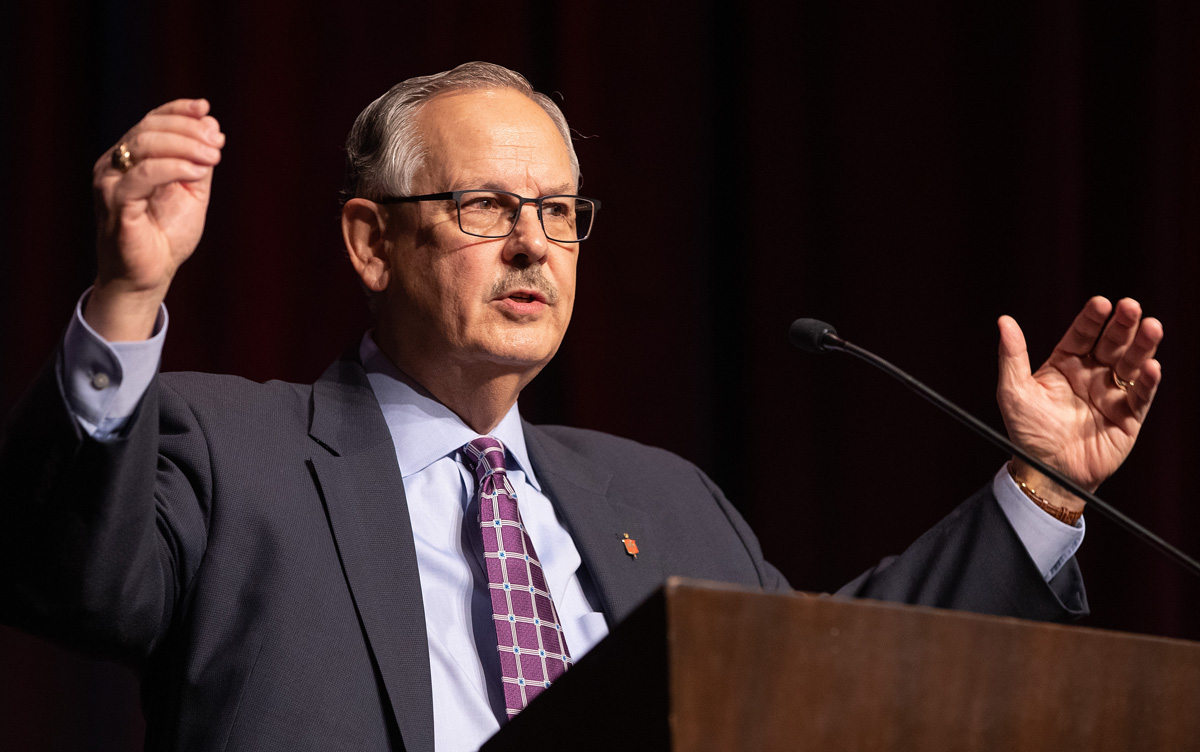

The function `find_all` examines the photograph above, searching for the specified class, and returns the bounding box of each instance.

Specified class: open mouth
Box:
[503,289,547,305]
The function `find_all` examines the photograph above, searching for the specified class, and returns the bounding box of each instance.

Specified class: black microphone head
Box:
[789,318,839,353]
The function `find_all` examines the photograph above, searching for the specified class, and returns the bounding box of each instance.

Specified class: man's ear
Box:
[342,198,391,292]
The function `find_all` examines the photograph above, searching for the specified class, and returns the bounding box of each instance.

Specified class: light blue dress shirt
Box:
[60,295,1085,750]
[357,334,609,750]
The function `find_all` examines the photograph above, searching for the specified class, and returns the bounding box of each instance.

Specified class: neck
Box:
[372,333,538,435]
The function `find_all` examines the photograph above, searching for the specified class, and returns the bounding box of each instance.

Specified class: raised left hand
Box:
[996,297,1163,508]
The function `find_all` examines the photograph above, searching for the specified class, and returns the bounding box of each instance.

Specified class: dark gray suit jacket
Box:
[0,351,1086,751]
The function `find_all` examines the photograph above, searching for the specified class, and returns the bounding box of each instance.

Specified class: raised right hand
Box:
[85,98,224,341]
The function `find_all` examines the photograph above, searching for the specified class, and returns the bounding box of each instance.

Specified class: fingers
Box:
[1111,314,1164,420]
[1072,298,1164,425]
[1127,357,1163,418]
[996,315,1032,401]
[1091,297,1144,366]
[1052,296,1113,357]
[147,97,211,118]
[108,128,222,203]
[125,130,221,170]
[134,113,225,150]
[1112,313,1163,374]
[111,158,214,205]
[1088,298,1163,407]
[95,99,225,182]
[93,98,225,232]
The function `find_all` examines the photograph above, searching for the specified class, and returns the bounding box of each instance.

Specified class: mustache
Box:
[488,268,559,305]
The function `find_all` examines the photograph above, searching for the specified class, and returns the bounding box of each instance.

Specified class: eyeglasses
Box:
[378,190,600,243]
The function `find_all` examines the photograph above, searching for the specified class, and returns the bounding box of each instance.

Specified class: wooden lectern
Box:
[483,578,1200,751]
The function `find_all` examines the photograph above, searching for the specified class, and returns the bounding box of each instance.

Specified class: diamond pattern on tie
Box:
[463,437,571,717]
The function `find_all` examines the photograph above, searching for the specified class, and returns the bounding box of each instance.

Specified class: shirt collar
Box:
[358,333,541,490]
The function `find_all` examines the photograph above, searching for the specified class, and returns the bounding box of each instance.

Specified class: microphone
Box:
[790,318,1200,579]
[788,318,844,353]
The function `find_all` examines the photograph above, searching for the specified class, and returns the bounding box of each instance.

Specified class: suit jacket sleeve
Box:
[0,349,208,666]
[835,485,1088,621]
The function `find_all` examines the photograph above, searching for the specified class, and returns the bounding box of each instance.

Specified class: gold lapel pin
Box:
[622,533,639,560]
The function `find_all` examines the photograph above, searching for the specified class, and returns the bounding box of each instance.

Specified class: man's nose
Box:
[502,203,548,264]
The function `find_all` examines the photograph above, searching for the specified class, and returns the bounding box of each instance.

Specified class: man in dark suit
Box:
[0,62,1164,751]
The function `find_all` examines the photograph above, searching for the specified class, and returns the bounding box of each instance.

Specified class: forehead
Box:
[414,88,575,192]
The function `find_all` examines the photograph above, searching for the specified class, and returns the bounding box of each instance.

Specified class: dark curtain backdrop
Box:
[3,1,1199,749]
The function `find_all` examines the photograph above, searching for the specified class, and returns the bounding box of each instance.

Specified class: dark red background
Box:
[3,2,1199,749]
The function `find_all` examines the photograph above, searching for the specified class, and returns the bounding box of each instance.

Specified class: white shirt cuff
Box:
[992,465,1084,580]
[62,290,168,439]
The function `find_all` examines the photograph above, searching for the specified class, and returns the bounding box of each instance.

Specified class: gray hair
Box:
[341,61,581,206]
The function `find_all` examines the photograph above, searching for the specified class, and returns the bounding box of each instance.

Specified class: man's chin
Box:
[476,348,557,374]
[470,334,561,374]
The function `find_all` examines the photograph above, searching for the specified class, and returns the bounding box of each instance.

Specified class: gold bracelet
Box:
[1006,461,1083,526]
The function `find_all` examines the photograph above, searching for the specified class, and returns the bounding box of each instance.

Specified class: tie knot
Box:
[463,436,507,483]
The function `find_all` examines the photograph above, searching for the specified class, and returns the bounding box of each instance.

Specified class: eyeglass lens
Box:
[457,191,595,242]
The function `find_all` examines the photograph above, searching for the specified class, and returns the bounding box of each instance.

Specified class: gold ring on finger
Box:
[1111,369,1135,392]
[111,142,134,173]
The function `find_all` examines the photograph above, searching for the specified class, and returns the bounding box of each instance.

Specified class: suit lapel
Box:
[523,424,665,626]
[308,356,435,752]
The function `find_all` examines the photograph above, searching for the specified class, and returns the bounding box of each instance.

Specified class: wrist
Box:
[1007,459,1085,525]
[84,281,167,342]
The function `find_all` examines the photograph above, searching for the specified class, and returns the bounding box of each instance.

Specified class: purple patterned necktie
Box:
[462,437,572,717]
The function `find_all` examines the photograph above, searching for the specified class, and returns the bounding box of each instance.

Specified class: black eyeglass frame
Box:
[377,189,601,243]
